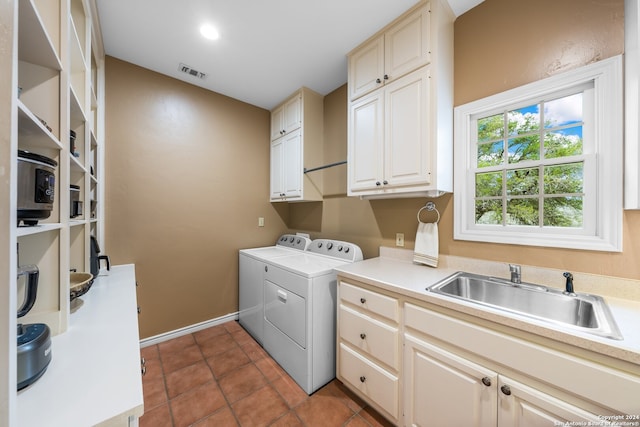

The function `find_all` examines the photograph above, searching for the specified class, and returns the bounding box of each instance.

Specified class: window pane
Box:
[506,198,539,226]
[476,172,503,197]
[506,168,539,195]
[477,114,504,142]
[544,197,583,227]
[508,104,540,136]
[544,163,583,194]
[544,93,582,128]
[544,126,583,158]
[477,141,504,167]
[508,134,540,163]
[475,199,502,224]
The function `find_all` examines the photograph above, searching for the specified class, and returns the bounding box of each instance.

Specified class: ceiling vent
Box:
[179,63,207,79]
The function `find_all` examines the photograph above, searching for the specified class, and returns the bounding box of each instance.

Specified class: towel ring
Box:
[417,202,440,224]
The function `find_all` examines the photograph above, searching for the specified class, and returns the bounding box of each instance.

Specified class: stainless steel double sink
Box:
[427,272,623,340]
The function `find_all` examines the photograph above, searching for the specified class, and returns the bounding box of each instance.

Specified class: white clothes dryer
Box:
[238,234,311,345]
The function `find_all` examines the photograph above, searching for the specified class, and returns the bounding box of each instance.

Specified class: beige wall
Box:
[104,57,289,338]
[105,0,639,339]
[291,0,640,279]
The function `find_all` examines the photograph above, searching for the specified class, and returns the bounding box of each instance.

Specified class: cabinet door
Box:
[385,6,431,82]
[497,376,604,427]
[348,90,384,193]
[282,129,302,198]
[404,333,498,427]
[271,104,284,141]
[384,66,431,188]
[282,94,302,134]
[270,138,284,199]
[348,35,385,100]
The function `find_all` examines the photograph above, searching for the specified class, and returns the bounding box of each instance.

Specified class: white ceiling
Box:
[95,0,483,110]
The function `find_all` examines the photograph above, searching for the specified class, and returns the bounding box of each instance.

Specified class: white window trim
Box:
[454,55,623,252]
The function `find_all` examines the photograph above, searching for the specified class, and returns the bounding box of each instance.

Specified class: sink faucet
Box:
[509,264,521,284]
[563,272,575,295]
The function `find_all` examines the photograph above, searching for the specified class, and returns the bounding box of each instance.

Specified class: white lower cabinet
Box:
[336,274,640,427]
[404,333,497,427]
[337,279,401,424]
[497,376,604,426]
[404,332,604,427]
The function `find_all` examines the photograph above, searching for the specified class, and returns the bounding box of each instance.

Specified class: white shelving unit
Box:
[2,0,107,424]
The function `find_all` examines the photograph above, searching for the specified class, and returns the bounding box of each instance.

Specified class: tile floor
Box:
[139,320,394,427]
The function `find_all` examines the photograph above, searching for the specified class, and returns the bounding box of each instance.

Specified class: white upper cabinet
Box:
[347,0,453,198]
[270,94,301,141]
[348,5,430,101]
[269,87,323,202]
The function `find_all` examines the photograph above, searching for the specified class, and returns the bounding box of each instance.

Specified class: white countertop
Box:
[17,265,144,426]
[335,249,640,366]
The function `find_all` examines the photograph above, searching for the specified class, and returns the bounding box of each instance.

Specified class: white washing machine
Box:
[239,234,311,345]
[262,239,363,394]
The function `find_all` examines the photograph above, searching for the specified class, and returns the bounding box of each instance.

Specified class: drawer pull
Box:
[360,376,366,383]
[481,377,491,387]
[360,297,366,304]
[141,365,147,376]
[360,333,366,340]
[501,385,511,396]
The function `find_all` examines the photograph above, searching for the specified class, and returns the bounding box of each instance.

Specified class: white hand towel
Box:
[413,222,439,267]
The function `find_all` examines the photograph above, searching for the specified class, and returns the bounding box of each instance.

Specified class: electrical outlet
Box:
[258,217,265,227]
[396,233,404,247]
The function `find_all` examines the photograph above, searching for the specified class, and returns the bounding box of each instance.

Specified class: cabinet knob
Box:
[375,181,381,186]
[360,297,366,304]
[137,306,141,314]
[141,357,146,366]
[141,365,147,376]
[384,74,389,80]
[360,376,366,383]
[360,333,366,340]
[383,180,388,185]
[501,385,512,396]
[481,377,492,387]
[265,266,268,272]
[376,78,382,84]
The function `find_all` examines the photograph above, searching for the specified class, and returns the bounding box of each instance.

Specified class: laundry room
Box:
[3,0,640,426]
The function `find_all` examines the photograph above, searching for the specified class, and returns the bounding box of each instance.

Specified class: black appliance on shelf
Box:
[17,150,57,226]
[90,236,110,278]
[17,263,52,390]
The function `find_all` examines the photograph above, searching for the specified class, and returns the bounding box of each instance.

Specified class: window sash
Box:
[454,56,623,252]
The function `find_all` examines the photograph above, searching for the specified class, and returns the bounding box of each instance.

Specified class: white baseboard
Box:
[139,311,239,348]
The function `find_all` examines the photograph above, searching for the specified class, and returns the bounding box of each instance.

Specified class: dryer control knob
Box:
[345,247,350,253]
[289,237,295,242]
[317,242,323,248]
[327,243,333,250]
[338,246,343,252]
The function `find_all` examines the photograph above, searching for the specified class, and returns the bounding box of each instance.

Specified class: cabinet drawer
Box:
[339,305,399,369]
[339,343,398,421]
[339,281,399,322]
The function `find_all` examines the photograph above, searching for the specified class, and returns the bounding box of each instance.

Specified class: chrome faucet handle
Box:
[509,264,521,284]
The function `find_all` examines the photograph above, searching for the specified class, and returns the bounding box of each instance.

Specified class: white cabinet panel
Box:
[404,333,497,427]
[497,376,603,427]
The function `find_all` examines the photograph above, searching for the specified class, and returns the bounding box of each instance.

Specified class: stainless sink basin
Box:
[428,272,623,340]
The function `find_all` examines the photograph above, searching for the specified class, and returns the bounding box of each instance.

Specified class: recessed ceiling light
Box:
[200,24,220,40]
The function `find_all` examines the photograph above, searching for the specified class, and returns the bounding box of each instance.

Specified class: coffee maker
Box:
[17,264,52,390]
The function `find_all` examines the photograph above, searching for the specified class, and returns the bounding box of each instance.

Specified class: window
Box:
[454,56,623,252]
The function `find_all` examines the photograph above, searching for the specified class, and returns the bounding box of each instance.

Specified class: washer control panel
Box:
[308,239,363,262]
[276,234,312,251]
